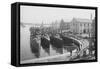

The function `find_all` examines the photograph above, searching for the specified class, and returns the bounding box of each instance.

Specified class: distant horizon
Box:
[21,17,94,25]
[21,5,95,24]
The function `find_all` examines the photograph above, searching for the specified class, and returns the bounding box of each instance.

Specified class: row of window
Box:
[73,23,92,27]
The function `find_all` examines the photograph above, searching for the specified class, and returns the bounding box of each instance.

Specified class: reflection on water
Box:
[20,25,61,61]
[20,24,96,63]
[20,25,77,63]
[20,25,36,61]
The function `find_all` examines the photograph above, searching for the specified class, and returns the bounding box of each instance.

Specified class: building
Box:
[91,18,95,38]
[70,18,92,37]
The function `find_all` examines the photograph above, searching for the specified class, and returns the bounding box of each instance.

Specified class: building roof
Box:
[72,18,92,23]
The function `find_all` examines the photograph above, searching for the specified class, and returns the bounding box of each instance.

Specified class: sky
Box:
[20,5,95,24]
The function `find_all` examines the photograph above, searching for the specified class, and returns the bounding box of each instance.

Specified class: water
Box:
[20,25,36,61]
[20,25,61,62]
[20,25,77,64]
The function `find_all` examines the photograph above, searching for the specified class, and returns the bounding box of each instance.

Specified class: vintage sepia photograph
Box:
[20,4,96,64]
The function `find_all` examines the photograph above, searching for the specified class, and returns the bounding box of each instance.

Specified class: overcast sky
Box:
[20,5,95,24]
